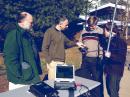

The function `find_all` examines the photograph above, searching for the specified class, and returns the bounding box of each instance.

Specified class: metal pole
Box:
[125,0,129,40]
[128,0,130,39]
[106,0,119,52]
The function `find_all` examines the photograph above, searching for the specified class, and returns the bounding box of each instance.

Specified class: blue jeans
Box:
[106,74,121,97]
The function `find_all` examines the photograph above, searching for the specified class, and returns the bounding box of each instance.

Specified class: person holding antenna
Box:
[103,22,127,97]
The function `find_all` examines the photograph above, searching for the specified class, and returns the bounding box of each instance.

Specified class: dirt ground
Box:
[104,66,130,97]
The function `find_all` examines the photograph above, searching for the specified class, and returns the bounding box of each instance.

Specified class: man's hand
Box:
[46,63,49,70]
[39,74,44,81]
[76,42,85,48]
[105,51,111,58]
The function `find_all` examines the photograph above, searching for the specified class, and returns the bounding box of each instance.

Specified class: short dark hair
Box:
[16,12,27,23]
[104,22,120,36]
[87,16,98,26]
[55,15,68,24]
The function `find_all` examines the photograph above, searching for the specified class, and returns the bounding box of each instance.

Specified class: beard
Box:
[22,21,32,30]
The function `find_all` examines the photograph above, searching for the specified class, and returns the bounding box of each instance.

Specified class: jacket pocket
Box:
[21,61,34,81]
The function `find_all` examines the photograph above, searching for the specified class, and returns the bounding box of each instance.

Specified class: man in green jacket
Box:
[4,12,42,90]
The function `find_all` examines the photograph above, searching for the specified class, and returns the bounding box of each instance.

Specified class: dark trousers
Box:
[76,56,104,97]
[106,74,121,97]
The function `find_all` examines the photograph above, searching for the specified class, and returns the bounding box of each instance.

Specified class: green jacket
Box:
[4,23,42,84]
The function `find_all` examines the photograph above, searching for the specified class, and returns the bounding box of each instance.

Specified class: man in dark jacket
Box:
[4,12,42,90]
[103,22,127,97]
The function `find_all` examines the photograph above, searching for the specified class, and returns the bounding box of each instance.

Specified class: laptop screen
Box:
[56,65,73,78]
[55,64,75,82]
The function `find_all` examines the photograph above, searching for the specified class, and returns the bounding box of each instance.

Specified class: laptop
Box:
[54,64,76,90]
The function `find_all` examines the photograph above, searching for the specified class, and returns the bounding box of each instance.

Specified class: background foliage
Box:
[0,0,91,32]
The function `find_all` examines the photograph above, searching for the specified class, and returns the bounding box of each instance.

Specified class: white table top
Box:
[0,76,100,97]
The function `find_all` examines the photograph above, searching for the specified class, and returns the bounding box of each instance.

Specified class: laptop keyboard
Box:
[54,81,76,90]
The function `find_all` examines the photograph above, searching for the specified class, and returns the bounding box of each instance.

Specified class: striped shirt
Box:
[79,26,103,57]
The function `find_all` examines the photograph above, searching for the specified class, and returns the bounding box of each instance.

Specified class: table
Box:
[0,76,100,97]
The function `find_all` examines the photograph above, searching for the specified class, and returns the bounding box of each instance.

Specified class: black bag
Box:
[29,81,59,97]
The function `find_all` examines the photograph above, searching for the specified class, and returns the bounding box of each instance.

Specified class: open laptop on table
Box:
[54,64,76,90]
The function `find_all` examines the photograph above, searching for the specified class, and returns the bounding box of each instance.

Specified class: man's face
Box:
[88,25,96,30]
[22,15,33,30]
[59,19,69,30]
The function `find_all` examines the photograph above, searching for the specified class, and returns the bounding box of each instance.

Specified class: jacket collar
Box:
[16,23,26,35]
[16,23,32,37]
